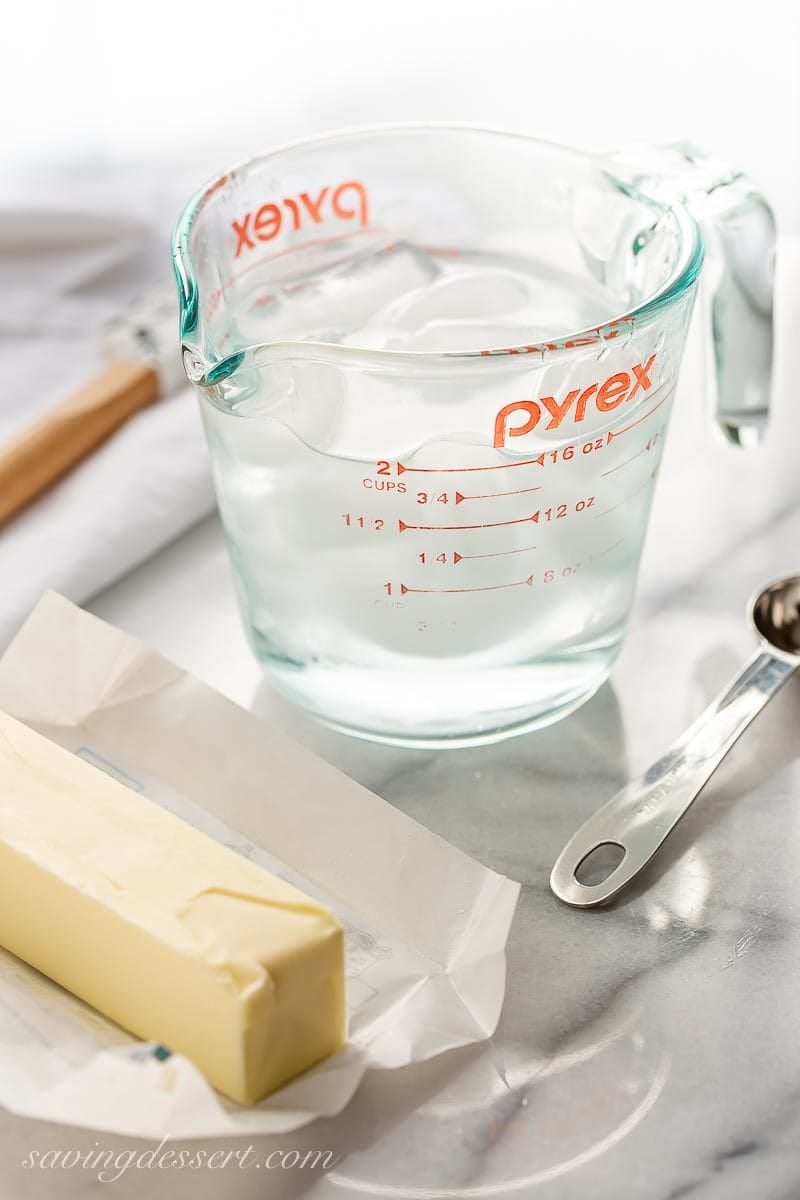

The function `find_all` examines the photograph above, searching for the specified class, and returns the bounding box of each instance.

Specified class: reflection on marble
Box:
[62,243,800,1200]
[298,508,800,1200]
[242,505,800,1200]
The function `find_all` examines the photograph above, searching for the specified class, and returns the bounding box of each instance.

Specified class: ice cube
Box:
[386,270,531,330]
[346,260,561,352]
[234,241,440,345]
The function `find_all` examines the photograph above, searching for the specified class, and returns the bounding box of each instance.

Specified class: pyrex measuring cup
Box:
[173,125,774,746]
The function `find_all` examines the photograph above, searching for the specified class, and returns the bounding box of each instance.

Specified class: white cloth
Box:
[0,169,215,647]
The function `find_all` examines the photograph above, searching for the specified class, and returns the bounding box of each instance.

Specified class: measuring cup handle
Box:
[608,142,776,448]
[550,649,795,908]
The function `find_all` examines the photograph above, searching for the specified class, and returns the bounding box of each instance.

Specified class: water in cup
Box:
[175,127,773,744]
[201,234,680,744]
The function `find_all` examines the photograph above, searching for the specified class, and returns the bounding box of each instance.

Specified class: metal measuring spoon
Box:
[550,575,800,908]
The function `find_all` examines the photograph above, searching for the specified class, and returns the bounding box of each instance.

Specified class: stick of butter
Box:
[0,710,345,1105]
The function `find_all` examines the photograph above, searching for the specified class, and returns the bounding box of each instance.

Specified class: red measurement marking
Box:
[607,384,675,441]
[399,513,539,533]
[455,485,541,504]
[595,469,657,517]
[401,576,534,595]
[457,544,537,561]
[397,455,545,475]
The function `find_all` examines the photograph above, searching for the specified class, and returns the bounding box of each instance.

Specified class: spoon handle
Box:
[550,650,796,907]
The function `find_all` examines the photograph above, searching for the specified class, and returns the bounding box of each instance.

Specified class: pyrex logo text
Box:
[232,182,369,257]
[494,355,656,448]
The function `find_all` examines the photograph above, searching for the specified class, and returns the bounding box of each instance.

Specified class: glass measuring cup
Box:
[173,125,774,746]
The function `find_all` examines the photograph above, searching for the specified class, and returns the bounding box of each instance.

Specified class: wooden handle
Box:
[0,361,159,526]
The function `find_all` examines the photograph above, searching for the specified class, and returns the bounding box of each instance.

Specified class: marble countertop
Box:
[2,250,799,1200]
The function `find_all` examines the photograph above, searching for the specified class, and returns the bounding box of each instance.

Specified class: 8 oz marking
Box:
[389,562,581,599]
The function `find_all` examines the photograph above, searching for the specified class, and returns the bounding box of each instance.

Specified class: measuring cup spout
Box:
[607,143,775,448]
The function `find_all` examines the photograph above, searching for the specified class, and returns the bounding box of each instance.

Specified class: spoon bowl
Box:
[751,575,800,656]
[551,572,800,907]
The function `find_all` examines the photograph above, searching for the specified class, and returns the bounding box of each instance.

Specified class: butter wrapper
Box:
[0,593,520,1139]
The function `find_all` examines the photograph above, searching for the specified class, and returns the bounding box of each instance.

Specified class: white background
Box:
[4,0,799,230]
